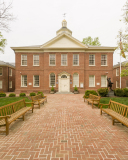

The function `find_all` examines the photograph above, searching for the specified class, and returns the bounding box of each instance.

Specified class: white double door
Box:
[60,79,69,92]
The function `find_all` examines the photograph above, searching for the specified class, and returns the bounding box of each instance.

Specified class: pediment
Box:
[41,33,88,49]
[58,71,70,76]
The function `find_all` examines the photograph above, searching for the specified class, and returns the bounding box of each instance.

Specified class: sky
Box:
[0,0,127,65]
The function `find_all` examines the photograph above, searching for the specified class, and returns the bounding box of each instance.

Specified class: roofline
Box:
[0,64,15,69]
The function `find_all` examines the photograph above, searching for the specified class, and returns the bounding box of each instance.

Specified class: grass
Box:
[0,97,32,107]
[99,97,128,108]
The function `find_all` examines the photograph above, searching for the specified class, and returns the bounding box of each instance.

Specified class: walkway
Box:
[0,94,128,160]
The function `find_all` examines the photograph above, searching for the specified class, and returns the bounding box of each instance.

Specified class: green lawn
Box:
[99,97,128,108]
[0,97,32,107]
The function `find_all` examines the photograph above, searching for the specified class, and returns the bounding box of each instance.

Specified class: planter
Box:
[50,91,55,94]
[74,91,78,94]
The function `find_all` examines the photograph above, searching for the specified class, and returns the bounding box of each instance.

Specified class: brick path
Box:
[0,94,128,160]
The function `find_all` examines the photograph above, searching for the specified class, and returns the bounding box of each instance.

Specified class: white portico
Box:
[58,71,70,92]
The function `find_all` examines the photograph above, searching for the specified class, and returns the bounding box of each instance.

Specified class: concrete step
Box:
[55,92,74,94]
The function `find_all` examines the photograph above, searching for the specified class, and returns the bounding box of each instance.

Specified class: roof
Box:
[0,60,15,68]
[113,60,128,68]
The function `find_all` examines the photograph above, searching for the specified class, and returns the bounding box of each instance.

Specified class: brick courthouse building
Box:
[11,20,115,93]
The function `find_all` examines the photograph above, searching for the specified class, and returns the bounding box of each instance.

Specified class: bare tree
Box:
[0,1,15,32]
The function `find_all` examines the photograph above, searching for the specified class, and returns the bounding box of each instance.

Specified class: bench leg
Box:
[100,109,102,115]
[5,118,9,135]
[112,117,114,125]
[23,115,25,121]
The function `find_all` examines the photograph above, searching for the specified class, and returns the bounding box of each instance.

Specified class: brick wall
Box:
[15,52,113,93]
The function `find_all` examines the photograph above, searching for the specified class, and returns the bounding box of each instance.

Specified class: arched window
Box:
[50,73,55,87]
[73,73,79,87]
[61,75,67,78]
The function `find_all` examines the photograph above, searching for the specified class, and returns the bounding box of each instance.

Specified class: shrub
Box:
[19,93,26,97]
[0,93,6,97]
[85,90,98,97]
[123,88,128,97]
[9,93,16,97]
[29,92,36,96]
[37,91,44,97]
[74,85,78,91]
[97,88,108,97]
[114,88,124,97]
[51,86,54,91]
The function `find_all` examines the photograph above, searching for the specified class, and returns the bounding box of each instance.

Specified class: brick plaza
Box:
[0,94,128,160]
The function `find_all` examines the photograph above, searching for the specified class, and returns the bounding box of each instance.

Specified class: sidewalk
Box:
[0,94,128,160]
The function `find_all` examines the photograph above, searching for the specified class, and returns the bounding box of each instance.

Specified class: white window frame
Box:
[49,54,56,66]
[49,73,56,87]
[126,80,128,88]
[73,73,79,87]
[33,55,39,66]
[9,68,12,76]
[116,68,119,76]
[9,81,12,88]
[33,75,40,87]
[116,81,119,88]
[0,67,2,76]
[101,55,107,66]
[21,75,27,87]
[21,55,27,66]
[101,75,107,87]
[61,54,67,66]
[89,75,95,87]
[0,81,2,89]
[73,54,79,66]
[89,55,95,66]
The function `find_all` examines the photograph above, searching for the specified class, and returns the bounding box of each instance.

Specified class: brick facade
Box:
[0,64,15,92]
[113,65,128,89]
[15,51,113,94]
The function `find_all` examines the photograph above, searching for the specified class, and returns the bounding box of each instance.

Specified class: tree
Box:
[0,32,6,53]
[82,36,101,46]
[0,1,15,53]
[117,0,128,76]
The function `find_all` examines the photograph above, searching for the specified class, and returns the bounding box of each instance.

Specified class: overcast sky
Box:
[0,0,127,65]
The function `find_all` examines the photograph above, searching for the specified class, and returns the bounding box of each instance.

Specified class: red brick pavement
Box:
[0,94,128,160]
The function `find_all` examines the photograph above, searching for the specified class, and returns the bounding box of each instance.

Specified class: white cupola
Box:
[62,19,67,28]
[56,20,72,36]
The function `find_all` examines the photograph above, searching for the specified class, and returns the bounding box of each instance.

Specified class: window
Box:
[101,55,107,66]
[33,55,39,66]
[126,80,128,88]
[73,54,79,66]
[0,68,2,76]
[9,68,12,76]
[116,68,119,76]
[89,55,95,66]
[21,55,27,66]
[50,73,55,87]
[21,75,27,87]
[49,54,55,66]
[61,54,67,66]
[89,75,95,87]
[73,73,79,87]
[9,81,12,88]
[33,75,39,87]
[116,81,119,88]
[101,75,107,87]
[0,81,2,89]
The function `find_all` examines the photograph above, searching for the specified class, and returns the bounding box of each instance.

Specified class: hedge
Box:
[84,90,98,97]
[19,93,26,97]
[9,93,16,97]
[29,92,36,96]
[114,88,128,97]
[97,88,108,97]
[37,91,44,97]
[0,93,6,97]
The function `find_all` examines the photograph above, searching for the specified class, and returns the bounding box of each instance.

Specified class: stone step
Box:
[55,92,74,94]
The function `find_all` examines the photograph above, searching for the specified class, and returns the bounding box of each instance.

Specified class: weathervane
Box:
[63,13,66,19]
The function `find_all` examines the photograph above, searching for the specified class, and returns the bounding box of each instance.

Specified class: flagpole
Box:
[120,53,121,88]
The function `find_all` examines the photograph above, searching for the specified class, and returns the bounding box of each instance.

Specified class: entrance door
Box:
[60,79,69,92]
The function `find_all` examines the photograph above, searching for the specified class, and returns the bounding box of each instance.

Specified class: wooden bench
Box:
[0,99,34,135]
[100,100,128,127]
[31,94,47,109]
[84,94,101,108]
